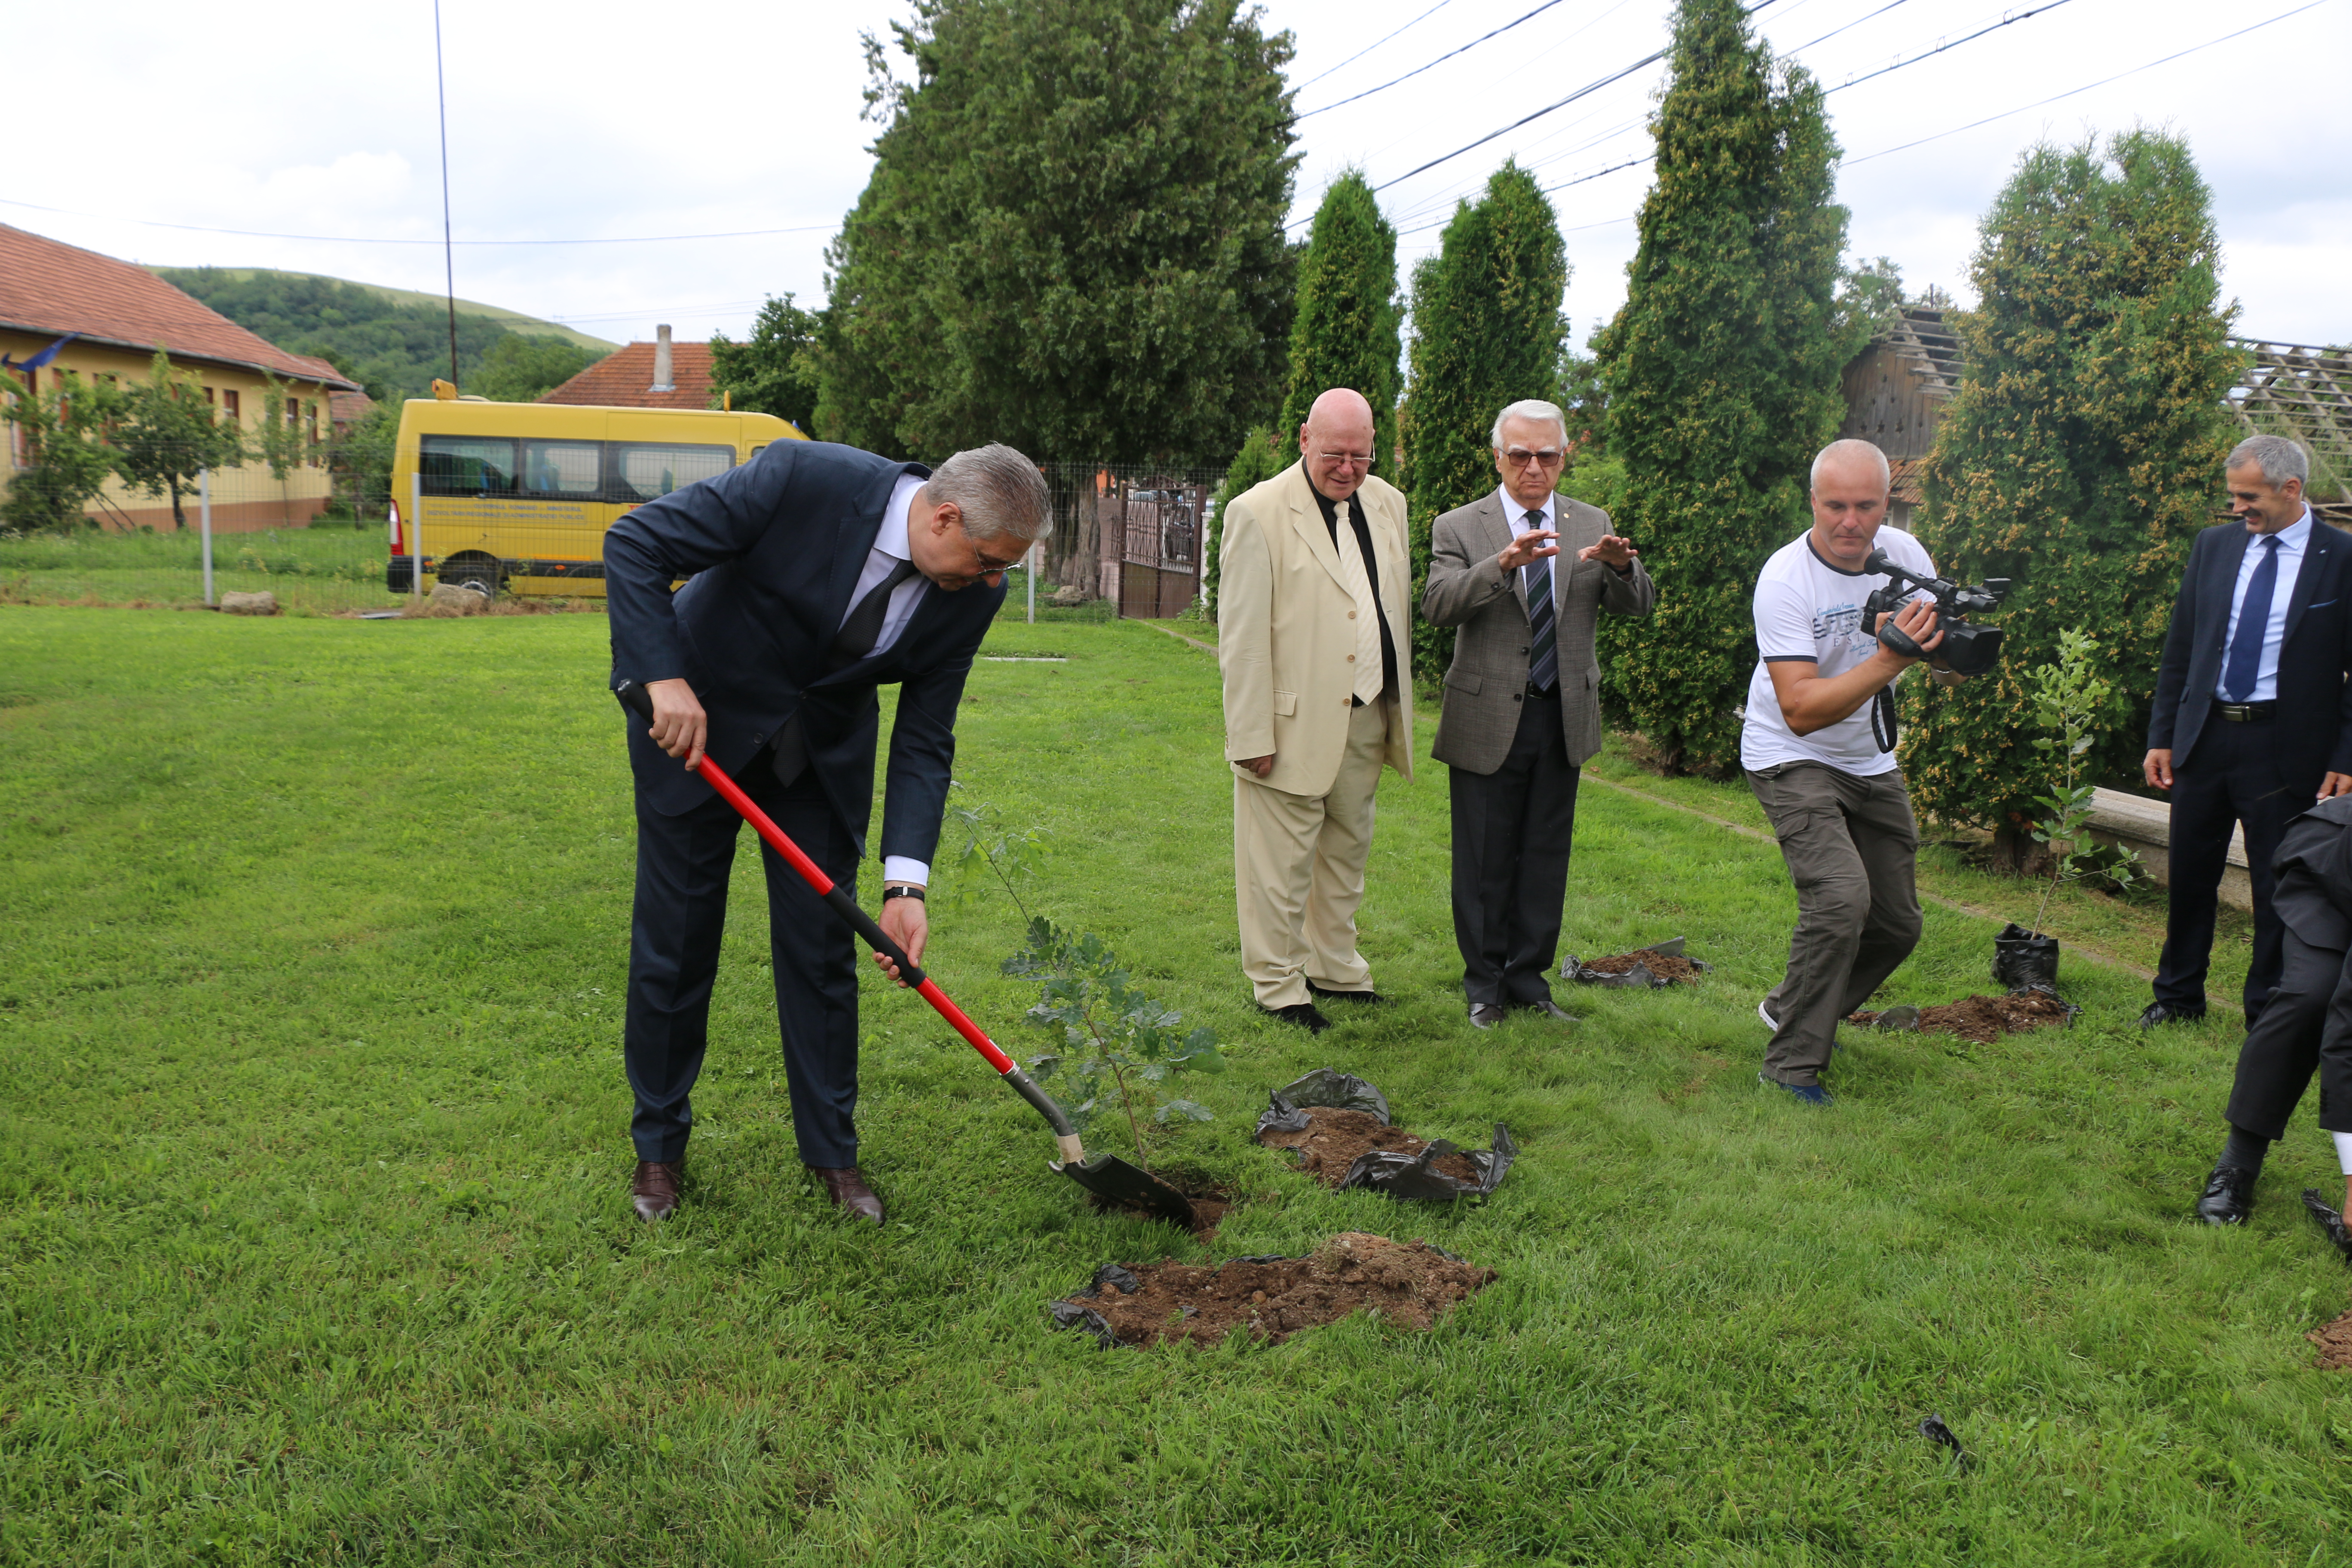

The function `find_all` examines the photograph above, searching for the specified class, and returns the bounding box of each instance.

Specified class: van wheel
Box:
[440,553,505,596]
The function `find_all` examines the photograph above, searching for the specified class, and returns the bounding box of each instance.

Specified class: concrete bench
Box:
[2082,787,2251,911]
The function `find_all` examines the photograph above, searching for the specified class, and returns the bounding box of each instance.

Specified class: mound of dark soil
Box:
[1578,950,1706,983]
[1849,989,2075,1044]
[2310,1310,2352,1371]
[1049,1232,1495,1348]
[1258,1106,1483,1189]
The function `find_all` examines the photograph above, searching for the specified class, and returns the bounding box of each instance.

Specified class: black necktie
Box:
[775,558,922,786]
[1523,511,1557,694]
[828,557,920,673]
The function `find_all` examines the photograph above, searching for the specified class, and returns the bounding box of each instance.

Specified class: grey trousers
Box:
[1748,761,1926,1086]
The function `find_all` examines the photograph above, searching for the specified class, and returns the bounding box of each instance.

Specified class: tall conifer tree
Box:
[1903,131,2241,854]
[1403,162,1568,681]
[1207,169,1402,618]
[1593,0,1846,772]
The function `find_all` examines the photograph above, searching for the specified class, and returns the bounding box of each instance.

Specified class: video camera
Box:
[1861,548,2010,677]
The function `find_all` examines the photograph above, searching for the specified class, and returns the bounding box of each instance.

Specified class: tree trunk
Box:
[1987,824,2043,876]
[169,478,186,532]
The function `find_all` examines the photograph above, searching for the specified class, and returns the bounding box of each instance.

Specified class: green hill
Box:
[150,266,618,404]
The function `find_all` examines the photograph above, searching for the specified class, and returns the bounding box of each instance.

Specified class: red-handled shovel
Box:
[613,680,1201,1230]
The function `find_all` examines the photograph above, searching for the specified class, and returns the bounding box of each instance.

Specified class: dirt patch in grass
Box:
[1578,949,1706,983]
[1257,1106,1482,1188]
[1081,1176,1237,1237]
[1849,989,2075,1044]
[1051,1232,1495,1348]
[2309,1310,2352,1370]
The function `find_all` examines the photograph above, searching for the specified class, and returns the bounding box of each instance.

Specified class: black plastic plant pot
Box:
[1992,922,2060,991]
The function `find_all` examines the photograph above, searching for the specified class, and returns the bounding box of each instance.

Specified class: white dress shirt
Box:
[851,470,934,885]
[2216,506,2311,704]
[1496,486,1559,596]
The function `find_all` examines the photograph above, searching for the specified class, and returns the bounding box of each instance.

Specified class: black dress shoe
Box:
[808,1164,885,1225]
[1521,998,1576,1023]
[1468,1003,1507,1030]
[631,1160,682,1222]
[1265,1001,1333,1034]
[2304,1190,2352,1262]
[2195,1164,2256,1226]
[1308,981,1390,1005]
[2139,1001,2207,1030]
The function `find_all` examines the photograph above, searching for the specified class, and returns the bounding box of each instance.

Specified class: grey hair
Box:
[2227,434,2309,488]
[928,443,1051,543]
[1810,438,1891,493]
[1490,399,1568,449]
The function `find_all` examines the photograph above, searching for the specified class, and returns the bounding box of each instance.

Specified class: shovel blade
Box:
[1057,1154,1200,1230]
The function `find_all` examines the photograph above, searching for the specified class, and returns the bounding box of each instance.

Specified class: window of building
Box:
[221,389,240,424]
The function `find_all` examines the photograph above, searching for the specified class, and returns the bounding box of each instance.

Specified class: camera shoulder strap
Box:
[1870,685,1899,754]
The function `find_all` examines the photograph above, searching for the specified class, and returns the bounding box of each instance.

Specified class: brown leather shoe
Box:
[808,1164,885,1225]
[631,1160,682,1222]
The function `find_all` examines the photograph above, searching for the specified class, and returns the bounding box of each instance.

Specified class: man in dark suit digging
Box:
[605,439,1048,1225]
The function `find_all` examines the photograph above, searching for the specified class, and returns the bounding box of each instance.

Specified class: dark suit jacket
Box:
[2273,794,2352,951]
[2147,515,2352,787]
[603,440,1004,865]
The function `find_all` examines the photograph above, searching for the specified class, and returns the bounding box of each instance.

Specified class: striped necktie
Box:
[1524,510,1557,694]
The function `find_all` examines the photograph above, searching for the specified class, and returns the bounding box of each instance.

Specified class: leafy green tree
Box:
[708,294,825,435]
[1403,161,1568,681]
[255,375,318,480]
[330,402,400,516]
[1902,131,2241,858]
[0,374,123,533]
[1278,170,1403,473]
[1204,171,1404,619]
[818,0,1298,466]
[471,334,608,403]
[111,353,247,531]
[1592,0,1848,772]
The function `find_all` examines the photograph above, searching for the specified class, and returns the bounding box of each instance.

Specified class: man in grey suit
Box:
[1423,398,1656,1027]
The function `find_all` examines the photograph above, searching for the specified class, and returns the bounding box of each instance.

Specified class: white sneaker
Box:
[1758,999,1779,1030]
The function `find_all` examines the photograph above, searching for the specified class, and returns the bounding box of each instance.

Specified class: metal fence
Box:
[1035,462,1225,620]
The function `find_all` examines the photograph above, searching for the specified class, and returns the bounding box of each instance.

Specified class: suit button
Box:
[1518,646,1528,655]
[1348,610,1358,619]
[1513,693,1522,703]
[1347,654,1357,662]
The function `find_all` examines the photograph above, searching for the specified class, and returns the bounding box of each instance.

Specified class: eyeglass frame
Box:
[1498,446,1566,470]
[1312,450,1378,471]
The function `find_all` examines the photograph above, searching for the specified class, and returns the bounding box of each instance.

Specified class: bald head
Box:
[1299,387,1378,502]
[1807,438,1893,570]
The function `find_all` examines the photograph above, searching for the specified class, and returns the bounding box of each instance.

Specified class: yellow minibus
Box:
[386,398,806,596]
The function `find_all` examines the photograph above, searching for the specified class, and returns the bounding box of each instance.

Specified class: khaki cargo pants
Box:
[1748,760,1926,1086]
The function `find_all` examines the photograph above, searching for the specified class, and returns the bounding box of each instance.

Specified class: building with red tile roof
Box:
[539,326,714,410]
[2,223,360,531]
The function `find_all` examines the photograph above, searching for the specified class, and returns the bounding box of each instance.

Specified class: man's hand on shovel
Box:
[642,678,708,771]
[874,891,928,987]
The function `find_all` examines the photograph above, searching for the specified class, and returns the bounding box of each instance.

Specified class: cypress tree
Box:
[1592,0,1847,773]
[1403,161,1568,681]
[1902,131,2241,857]
[1206,169,1403,619]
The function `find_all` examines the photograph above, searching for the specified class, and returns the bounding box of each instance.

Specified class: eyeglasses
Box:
[971,541,1028,573]
[1315,451,1376,470]
[1501,448,1565,470]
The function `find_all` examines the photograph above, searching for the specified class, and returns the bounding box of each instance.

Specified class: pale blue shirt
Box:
[853,470,934,885]
[2216,507,2311,704]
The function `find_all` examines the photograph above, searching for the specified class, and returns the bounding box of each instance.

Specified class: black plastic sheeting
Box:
[1918,1413,1970,1472]
[1253,1069,1515,1203]
[1992,922,2061,990]
[1560,935,1713,989]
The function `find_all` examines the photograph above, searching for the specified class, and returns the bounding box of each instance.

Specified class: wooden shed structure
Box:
[1839,300,2352,527]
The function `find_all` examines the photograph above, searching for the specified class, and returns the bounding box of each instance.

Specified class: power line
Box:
[1290,0,1456,93]
[0,196,836,247]
[1821,0,2076,96]
[1782,0,1911,55]
[1844,0,2335,165]
[1298,0,1569,120]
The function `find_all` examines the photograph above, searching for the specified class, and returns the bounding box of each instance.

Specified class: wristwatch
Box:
[880,885,926,903]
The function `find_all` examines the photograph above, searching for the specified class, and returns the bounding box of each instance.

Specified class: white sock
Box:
[2336,1131,2352,1177]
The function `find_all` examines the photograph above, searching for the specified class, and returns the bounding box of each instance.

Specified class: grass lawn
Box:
[2,606,2346,1565]
[0,524,402,615]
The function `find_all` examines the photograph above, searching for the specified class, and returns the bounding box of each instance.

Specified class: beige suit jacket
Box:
[1421,490,1654,772]
[1218,461,1415,796]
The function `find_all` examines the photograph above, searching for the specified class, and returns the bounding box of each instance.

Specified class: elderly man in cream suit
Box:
[1424,398,1654,1028]
[1219,388,1415,1034]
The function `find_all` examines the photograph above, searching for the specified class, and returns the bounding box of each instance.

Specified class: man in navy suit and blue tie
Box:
[604,440,1048,1225]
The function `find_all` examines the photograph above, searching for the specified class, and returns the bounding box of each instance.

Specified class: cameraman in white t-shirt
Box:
[1743,439,1967,1105]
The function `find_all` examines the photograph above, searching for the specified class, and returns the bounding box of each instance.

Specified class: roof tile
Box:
[538,341,714,408]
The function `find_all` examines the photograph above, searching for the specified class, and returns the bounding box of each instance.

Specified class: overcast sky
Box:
[9,0,2346,355]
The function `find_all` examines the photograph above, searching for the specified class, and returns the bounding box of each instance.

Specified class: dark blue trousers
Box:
[624,762,861,1167]
[2154,717,2294,1025]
